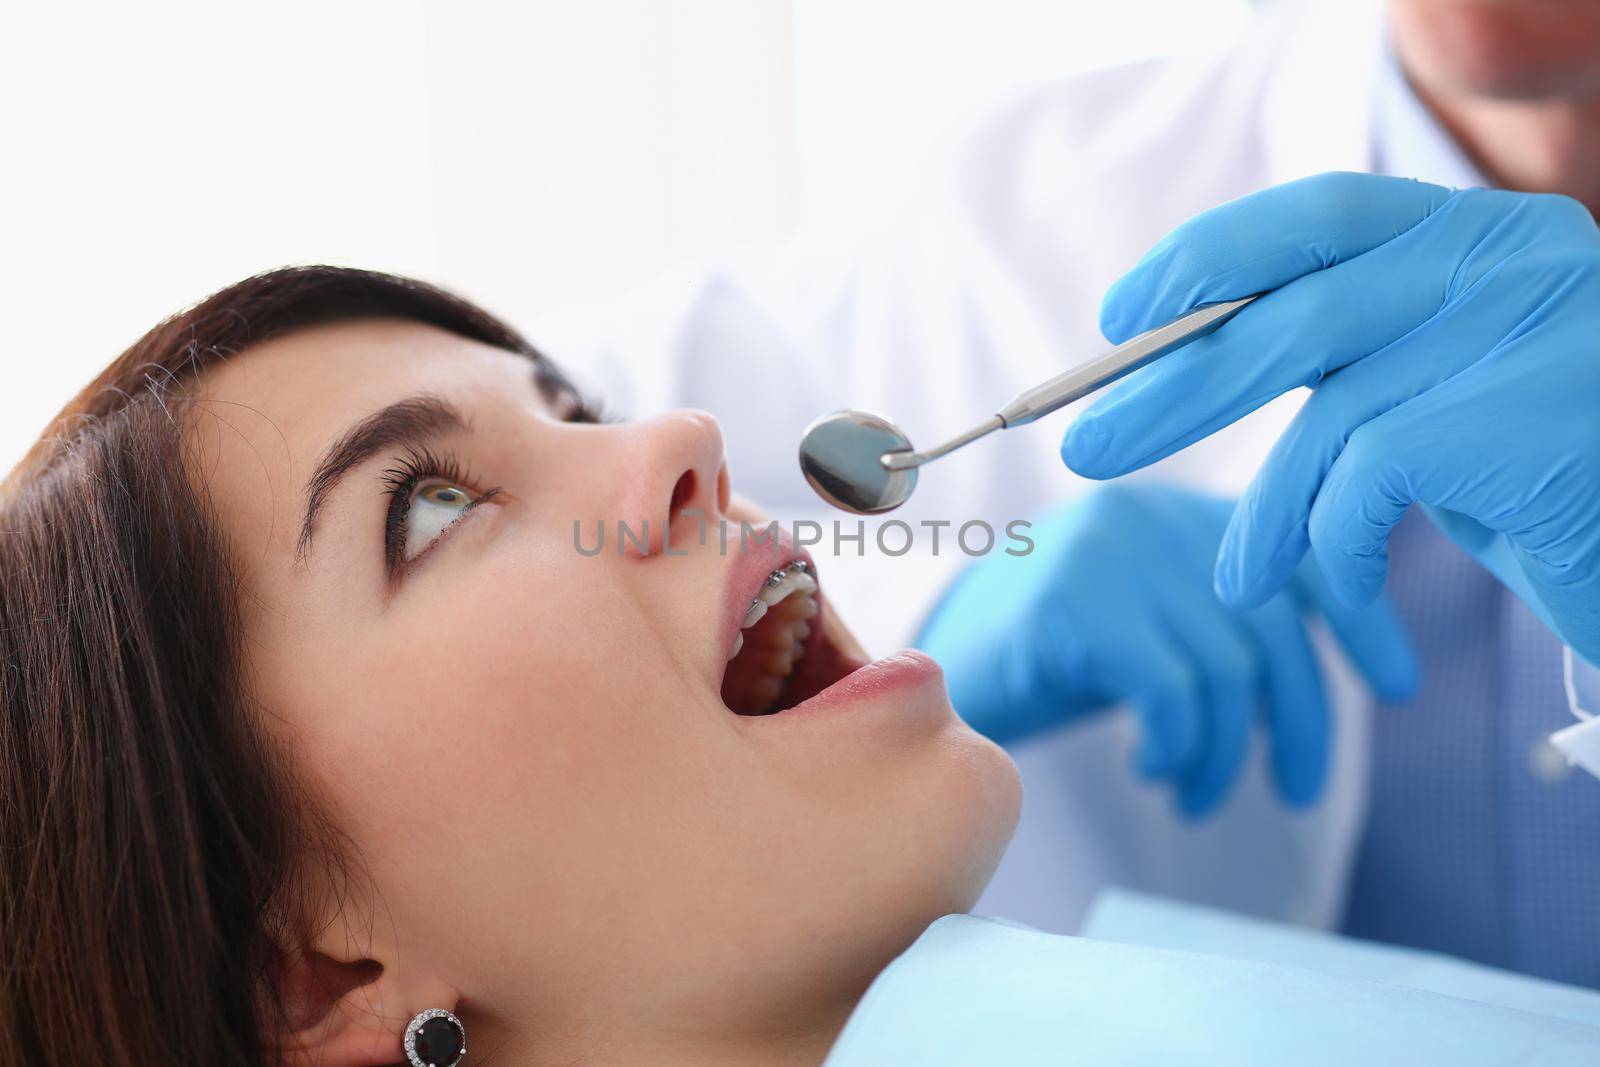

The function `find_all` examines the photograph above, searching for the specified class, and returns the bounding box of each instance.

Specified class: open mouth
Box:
[720,559,863,714]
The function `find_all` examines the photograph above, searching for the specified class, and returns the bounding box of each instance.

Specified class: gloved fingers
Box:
[1309,428,1411,603]
[1098,173,1453,342]
[1064,217,1469,481]
[1305,342,1600,626]
[1146,588,1258,818]
[1069,185,1594,485]
[1212,298,1507,607]
[1234,595,1331,808]
[1303,357,1550,610]
[1128,673,1208,785]
[1290,561,1420,703]
[1089,616,1207,780]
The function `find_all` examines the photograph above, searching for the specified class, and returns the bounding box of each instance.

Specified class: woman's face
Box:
[192,319,1019,1055]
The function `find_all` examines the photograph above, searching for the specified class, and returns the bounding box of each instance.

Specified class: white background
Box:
[1,0,1250,471]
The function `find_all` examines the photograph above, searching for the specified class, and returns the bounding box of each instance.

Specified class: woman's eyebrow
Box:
[296,393,468,566]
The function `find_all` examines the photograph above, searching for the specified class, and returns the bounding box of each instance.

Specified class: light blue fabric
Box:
[1085,888,1600,1026]
[823,910,1600,1066]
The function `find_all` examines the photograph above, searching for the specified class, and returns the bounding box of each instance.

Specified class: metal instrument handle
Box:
[996,294,1259,427]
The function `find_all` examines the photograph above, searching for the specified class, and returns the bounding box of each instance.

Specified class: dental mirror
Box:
[798,410,920,514]
[797,294,1261,515]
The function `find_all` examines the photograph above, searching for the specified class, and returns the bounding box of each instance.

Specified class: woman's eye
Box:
[402,480,476,562]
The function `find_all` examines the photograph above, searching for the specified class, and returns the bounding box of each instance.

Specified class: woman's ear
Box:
[261,865,467,1066]
[269,941,400,1067]
[265,927,464,1067]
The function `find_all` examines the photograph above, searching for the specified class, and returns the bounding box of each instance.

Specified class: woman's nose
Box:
[607,410,731,558]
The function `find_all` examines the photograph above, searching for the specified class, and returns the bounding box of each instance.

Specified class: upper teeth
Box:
[729,561,818,664]
[745,562,815,621]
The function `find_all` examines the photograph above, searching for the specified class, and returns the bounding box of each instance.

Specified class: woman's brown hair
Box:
[0,266,577,1064]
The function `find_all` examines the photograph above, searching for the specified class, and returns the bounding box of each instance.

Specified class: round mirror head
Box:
[798,410,918,515]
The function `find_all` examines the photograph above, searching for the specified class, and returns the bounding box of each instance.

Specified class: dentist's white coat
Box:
[535,0,1399,934]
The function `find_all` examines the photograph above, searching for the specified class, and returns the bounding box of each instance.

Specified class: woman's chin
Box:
[938,720,1024,911]
[854,691,1023,924]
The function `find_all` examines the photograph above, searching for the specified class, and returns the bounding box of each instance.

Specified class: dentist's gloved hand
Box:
[915,484,1418,817]
[1062,174,1600,664]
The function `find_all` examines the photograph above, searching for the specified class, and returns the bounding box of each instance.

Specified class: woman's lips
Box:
[773,649,944,718]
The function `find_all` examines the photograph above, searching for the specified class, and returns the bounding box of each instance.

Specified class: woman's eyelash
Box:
[380,444,499,575]
[376,394,597,577]
[381,443,468,497]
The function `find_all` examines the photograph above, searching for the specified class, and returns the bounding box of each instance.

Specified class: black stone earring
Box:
[404,1008,467,1067]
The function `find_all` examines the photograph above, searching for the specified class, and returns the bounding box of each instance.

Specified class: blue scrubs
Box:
[823,895,1600,1066]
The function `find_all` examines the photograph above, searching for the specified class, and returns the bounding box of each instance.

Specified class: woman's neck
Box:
[602,1020,849,1067]
[472,985,857,1066]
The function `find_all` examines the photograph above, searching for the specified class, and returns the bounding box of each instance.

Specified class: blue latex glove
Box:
[915,483,1418,817]
[1062,174,1600,663]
